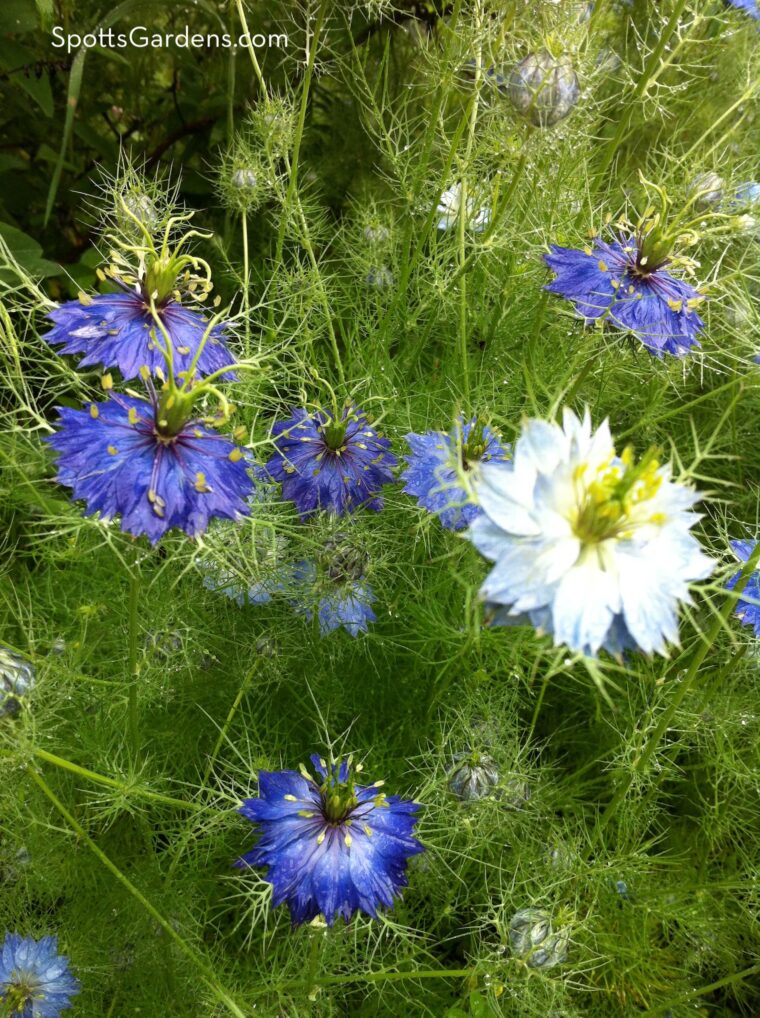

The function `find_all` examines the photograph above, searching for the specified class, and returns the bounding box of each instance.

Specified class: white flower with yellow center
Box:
[468,409,715,657]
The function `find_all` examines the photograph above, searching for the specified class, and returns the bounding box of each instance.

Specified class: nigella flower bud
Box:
[507,50,580,128]
[447,751,500,801]
[614,878,632,900]
[232,167,257,190]
[596,47,622,73]
[143,627,187,665]
[0,646,35,718]
[689,171,724,209]
[508,908,570,969]
[366,266,394,289]
[363,224,390,245]
[502,775,532,808]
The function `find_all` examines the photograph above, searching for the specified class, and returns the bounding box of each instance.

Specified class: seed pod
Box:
[447,751,499,801]
[324,537,367,583]
[118,191,159,233]
[508,907,569,969]
[0,646,35,718]
[232,168,257,190]
[526,927,570,969]
[689,171,724,209]
[507,50,580,128]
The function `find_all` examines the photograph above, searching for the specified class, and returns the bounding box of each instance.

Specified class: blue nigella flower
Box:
[198,554,287,606]
[544,234,705,357]
[42,291,236,381]
[725,0,760,20]
[46,391,252,544]
[314,581,376,636]
[401,416,510,530]
[726,540,760,636]
[236,754,423,926]
[265,403,396,518]
[733,181,760,207]
[291,560,376,637]
[0,933,79,1017]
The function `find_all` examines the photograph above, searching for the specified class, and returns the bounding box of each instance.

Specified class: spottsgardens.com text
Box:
[51,26,288,55]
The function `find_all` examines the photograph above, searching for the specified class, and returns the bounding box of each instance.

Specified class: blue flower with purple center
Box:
[726,540,760,636]
[544,234,705,357]
[401,416,510,530]
[0,933,79,1018]
[236,754,423,926]
[46,391,252,544]
[42,291,236,381]
[265,403,396,518]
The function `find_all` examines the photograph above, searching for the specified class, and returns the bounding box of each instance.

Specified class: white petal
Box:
[474,464,542,536]
[550,554,621,655]
[518,419,568,475]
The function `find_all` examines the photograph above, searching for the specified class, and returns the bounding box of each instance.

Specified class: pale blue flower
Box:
[468,409,715,657]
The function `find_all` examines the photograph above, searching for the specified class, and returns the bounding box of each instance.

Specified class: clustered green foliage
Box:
[1,0,760,1015]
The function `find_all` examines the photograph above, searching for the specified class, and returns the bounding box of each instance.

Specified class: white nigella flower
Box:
[435,182,491,233]
[468,408,715,657]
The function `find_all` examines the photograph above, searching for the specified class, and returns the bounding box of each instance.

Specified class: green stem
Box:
[457,209,471,409]
[267,0,328,337]
[241,212,250,357]
[28,768,248,1018]
[444,147,530,291]
[593,0,691,182]
[455,1,484,411]
[30,747,207,812]
[639,961,760,1017]
[127,559,140,759]
[165,662,260,880]
[522,292,549,414]
[302,967,474,988]
[615,376,750,440]
[307,930,323,997]
[234,0,266,91]
[591,541,760,846]
[295,199,345,385]
[632,642,749,817]
[203,662,260,789]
